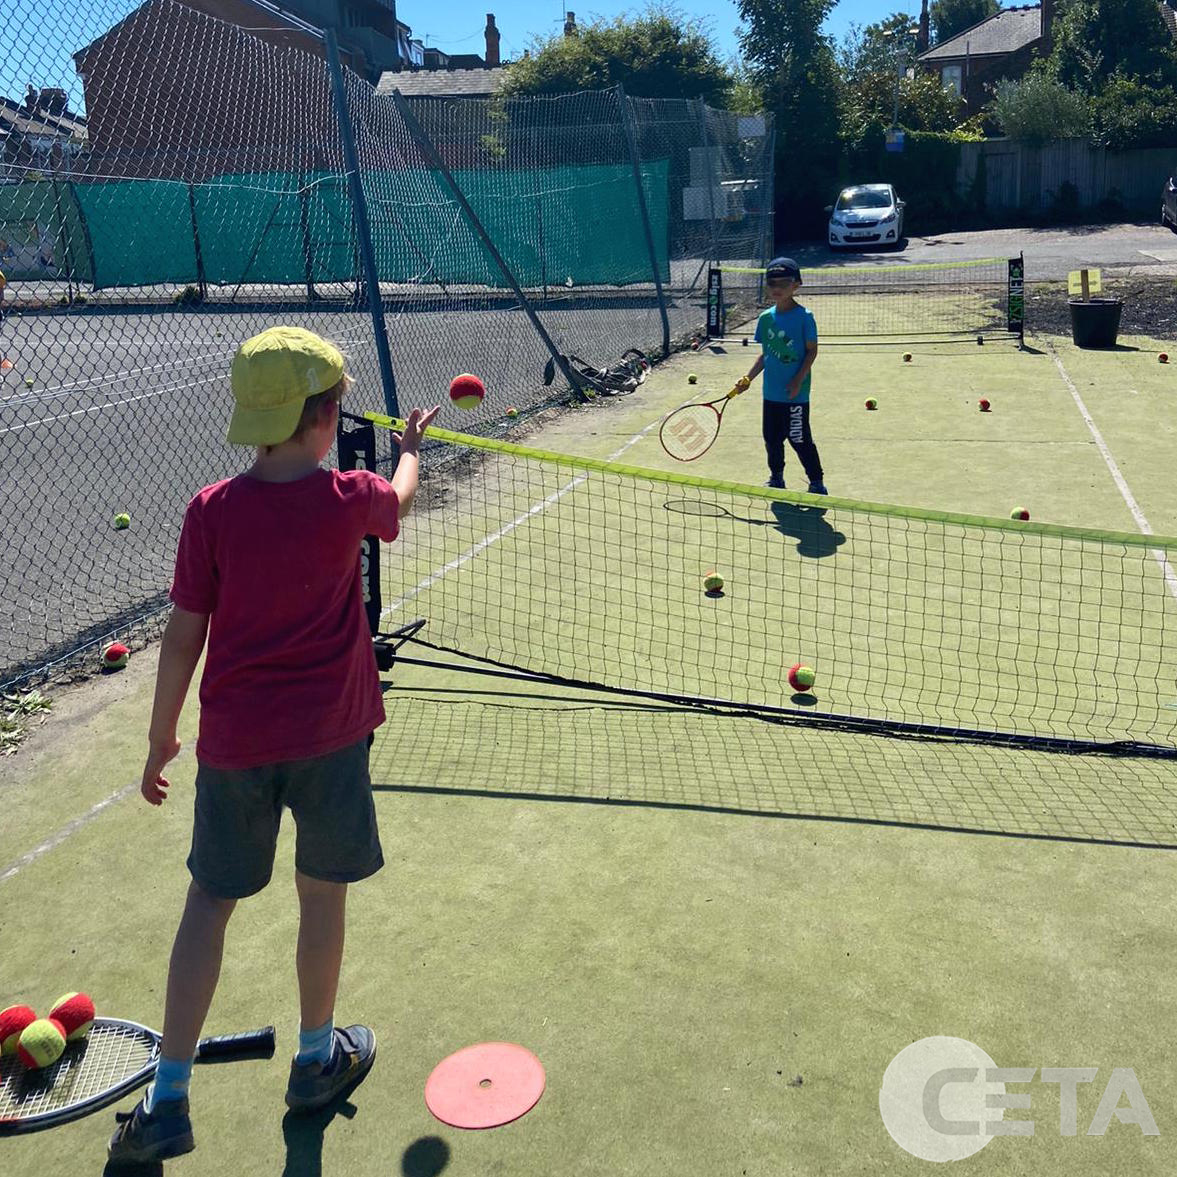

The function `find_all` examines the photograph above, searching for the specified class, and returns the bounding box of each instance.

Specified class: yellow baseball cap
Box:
[227,326,345,445]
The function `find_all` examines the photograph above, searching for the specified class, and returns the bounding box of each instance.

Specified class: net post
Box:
[615,85,671,358]
[325,28,400,420]
[706,266,724,339]
[388,88,589,401]
[1008,252,1026,349]
[336,413,382,635]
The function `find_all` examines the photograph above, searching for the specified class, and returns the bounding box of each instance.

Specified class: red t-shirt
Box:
[170,468,399,769]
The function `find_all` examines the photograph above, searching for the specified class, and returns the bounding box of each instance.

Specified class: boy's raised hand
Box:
[394,405,440,454]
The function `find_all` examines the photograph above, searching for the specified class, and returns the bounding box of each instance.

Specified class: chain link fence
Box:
[1,0,773,689]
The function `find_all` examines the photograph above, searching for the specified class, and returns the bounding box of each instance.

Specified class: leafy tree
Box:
[1047,0,1177,94]
[1089,76,1177,148]
[500,6,731,103]
[990,73,1090,142]
[930,0,999,44]
[737,0,843,232]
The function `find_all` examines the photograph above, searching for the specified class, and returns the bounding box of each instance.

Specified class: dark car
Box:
[1162,173,1177,232]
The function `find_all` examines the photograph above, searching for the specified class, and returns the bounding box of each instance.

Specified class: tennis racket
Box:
[659,379,750,462]
[0,1018,274,1135]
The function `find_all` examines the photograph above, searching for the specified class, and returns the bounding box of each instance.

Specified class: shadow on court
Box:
[663,498,846,558]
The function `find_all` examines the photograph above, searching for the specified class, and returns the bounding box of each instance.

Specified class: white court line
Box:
[0,782,139,886]
[0,375,220,435]
[1050,347,1177,601]
[382,406,672,619]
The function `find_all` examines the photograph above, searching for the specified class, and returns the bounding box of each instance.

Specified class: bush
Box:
[991,74,1090,144]
[1090,77,1177,149]
[172,285,203,306]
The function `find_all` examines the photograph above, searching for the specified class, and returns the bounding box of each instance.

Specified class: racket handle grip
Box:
[195,1027,276,1061]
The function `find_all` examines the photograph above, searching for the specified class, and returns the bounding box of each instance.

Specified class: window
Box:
[941,64,963,95]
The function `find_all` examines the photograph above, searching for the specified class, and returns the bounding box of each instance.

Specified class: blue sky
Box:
[3,0,884,110]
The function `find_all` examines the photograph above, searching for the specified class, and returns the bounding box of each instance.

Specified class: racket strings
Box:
[660,403,720,461]
[0,1024,155,1120]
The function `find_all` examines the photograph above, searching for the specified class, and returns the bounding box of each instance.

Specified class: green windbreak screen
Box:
[0,180,92,283]
[64,162,669,290]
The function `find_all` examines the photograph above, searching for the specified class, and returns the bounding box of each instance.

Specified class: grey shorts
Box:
[188,737,383,899]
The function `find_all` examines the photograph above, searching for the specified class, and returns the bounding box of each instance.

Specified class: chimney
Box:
[564,11,577,36]
[1040,0,1054,53]
[40,88,68,115]
[485,13,501,67]
[917,0,930,54]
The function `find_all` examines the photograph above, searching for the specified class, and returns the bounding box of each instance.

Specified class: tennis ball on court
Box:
[18,1018,67,1069]
[688,373,698,384]
[113,512,131,530]
[49,993,95,1042]
[449,373,485,411]
[0,1005,37,1056]
[1160,352,1169,363]
[979,398,991,412]
[703,570,724,593]
[902,353,912,363]
[1010,506,1030,521]
[505,406,518,418]
[864,397,878,410]
[102,641,130,670]
[788,663,816,692]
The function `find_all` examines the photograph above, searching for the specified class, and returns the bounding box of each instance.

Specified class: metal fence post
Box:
[325,29,400,419]
[756,124,776,303]
[187,183,206,301]
[616,85,670,358]
[389,88,587,399]
[697,99,720,271]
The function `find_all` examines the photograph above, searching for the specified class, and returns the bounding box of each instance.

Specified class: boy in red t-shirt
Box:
[109,327,438,1165]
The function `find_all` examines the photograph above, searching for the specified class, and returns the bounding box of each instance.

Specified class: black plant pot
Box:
[1069,298,1123,349]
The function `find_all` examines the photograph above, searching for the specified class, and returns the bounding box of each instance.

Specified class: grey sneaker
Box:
[108,1094,194,1165]
[285,1024,376,1112]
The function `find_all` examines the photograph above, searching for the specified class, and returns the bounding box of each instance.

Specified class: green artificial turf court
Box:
[2,315,1176,1175]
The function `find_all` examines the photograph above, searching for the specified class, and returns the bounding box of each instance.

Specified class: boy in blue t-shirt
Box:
[740,256,826,493]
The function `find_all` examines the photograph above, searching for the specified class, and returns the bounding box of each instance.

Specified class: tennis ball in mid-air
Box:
[979,398,991,412]
[448,373,485,411]
[505,406,518,418]
[0,1005,37,1056]
[18,1018,67,1069]
[49,993,95,1042]
[788,663,816,692]
[703,570,724,593]
[113,512,131,530]
[1160,352,1169,363]
[1010,506,1030,521]
[864,397,878,410]
[688,373,698,384]
[102,641,130,670]
[902,352,912,363]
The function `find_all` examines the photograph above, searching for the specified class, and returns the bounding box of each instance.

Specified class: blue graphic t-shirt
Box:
[754,304,818,403]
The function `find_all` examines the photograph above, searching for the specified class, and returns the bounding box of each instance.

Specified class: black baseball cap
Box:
[765,256,802,284]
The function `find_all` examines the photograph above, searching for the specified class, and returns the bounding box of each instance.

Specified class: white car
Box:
[827,184,905,250]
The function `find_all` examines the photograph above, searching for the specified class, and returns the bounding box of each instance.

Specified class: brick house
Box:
[0,88,88,177]
[917,0,1177,112]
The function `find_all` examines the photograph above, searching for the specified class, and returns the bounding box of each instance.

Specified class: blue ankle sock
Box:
[145,1055,194,1112]
[296,1018,334,1066]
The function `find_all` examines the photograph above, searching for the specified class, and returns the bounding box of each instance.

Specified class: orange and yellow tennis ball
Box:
[49,992,95,1041]
[1159,352,1169,363]
[788,663,816,692]
[979,398,991,412]
[1010,506,1030,521]
[448,373,485,411]
[864,397,878,410]
[703,570,724,593]
[102,641,130,670]
[0,1005,37,1055]
[18,1018,67,1069]
[505,406,518,419]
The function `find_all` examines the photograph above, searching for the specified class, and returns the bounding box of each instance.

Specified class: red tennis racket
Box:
[659,379,750,462]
